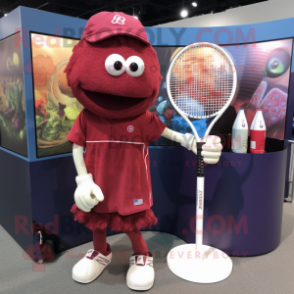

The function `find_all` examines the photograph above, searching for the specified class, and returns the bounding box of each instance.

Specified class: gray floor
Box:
[1,202,294,294]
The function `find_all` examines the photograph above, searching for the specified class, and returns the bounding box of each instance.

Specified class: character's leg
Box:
[72,228,112,283]
[124,228,149,255]
[125,228,155,291]
[93,228,108,255]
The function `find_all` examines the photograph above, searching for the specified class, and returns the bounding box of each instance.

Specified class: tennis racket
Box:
[166,42,237,250]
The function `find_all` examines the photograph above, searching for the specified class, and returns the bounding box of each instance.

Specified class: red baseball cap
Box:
[81,11,150,45]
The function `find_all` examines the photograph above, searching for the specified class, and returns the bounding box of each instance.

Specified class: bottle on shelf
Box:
[231,109,248,153]
[250,109,266,154]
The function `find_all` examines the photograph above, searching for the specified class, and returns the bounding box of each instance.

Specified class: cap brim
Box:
[84,30,150,45]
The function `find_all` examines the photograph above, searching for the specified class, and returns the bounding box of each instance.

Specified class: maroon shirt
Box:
[67,109,166,216]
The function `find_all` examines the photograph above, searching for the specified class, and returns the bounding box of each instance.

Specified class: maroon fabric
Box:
[67,109,165,215]
[81,11,149,45]
[92,228,148,256]
[93,229,108,256]
[66,12,162,235]
[64,37,162,120]
[71,204,158,232]
[125,229,149,255]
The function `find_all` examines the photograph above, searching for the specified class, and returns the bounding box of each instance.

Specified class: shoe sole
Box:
[73,274,101,284]
[127,281,154,291]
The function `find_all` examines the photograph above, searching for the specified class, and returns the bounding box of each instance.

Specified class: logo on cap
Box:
[111,15,126,25]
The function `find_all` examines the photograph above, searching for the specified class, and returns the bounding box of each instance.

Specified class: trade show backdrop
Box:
[0,6,293,258]
[29,33,292,157]
[0,33,27,157]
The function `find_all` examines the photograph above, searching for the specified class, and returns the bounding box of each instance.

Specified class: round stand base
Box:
[167,244,233,283]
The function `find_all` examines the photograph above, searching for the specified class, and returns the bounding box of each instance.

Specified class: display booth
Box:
[0,6,293,258]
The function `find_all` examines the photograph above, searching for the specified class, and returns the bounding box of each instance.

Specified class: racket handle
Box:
[197,142,205,177]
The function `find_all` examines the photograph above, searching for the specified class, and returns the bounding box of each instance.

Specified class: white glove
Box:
[181,133,222,164]
[74,174,104,212]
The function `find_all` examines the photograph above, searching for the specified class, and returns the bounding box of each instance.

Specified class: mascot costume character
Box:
[65,11,222,290]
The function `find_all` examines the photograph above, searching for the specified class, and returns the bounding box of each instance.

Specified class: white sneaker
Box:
[72,248,112,283]
[126,253,155,290]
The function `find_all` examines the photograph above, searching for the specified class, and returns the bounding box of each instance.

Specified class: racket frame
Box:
[166,42,237,142]
[166,42,237,251]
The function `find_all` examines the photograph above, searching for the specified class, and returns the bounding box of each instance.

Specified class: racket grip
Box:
[197,142,205,177]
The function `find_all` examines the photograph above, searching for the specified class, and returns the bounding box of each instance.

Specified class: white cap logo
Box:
[111,14,126,25]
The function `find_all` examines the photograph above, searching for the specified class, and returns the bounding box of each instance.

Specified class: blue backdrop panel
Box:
[7,145,283,256]
[0,149,34,252]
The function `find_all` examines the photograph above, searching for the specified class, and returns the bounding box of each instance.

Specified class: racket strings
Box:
[169,45,235,118]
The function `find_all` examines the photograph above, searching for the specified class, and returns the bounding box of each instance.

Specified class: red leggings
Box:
[93,228,148,256]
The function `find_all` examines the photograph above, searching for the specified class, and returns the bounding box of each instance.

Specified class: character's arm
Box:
[161,127,222,164]
[73,143,88,176]
[72,143,104,212]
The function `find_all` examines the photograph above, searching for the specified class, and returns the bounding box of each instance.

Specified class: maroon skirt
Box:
[71,204,158,232]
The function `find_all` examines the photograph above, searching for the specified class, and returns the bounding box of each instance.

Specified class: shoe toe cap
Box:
[72,258,98,283]
[127,265,155,290]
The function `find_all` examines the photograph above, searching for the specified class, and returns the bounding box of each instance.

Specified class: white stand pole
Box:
[167,117,233,283]
[167,177,233,283]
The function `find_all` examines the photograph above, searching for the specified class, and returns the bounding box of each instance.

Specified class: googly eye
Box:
[105,54,125,76]
[126,56,144,77]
